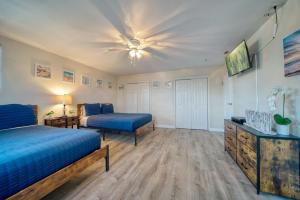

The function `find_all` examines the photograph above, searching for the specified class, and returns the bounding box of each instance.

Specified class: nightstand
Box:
[44,116,79,129]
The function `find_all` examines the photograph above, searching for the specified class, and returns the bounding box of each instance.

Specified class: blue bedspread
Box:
[0,126,100,199]
[87,113,152,132]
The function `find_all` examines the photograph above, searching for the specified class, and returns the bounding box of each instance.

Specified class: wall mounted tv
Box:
[225,41,252,76]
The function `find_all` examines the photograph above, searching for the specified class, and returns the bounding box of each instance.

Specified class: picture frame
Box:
[283,29,300,77]
[35,63,52,79]
[62,69,75,83]
[96,80,103,88]
[107,81,113,89]
[81,75,91,86]
[152,80,160,88]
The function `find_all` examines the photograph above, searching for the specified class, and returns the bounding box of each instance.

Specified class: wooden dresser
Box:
[224,119,300,199]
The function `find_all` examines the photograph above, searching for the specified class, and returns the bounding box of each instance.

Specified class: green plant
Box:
[46,111,54,117]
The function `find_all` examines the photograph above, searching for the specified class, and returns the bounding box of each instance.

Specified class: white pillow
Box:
[81,105,86,117]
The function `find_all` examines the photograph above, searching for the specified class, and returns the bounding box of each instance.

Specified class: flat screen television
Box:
[225,41,252,76]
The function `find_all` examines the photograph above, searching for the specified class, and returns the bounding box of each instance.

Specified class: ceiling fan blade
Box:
[92,0,134,41]
[106,48,129,52]
[143,47,169,59]
[89,41,127,49]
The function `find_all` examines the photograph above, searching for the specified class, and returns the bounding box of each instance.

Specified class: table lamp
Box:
[60,94,72,116]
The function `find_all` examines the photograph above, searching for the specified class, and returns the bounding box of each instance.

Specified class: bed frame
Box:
[8,105,110,200]
[77,104,155,146]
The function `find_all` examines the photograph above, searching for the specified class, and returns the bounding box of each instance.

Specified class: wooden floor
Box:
[45,128,286,200]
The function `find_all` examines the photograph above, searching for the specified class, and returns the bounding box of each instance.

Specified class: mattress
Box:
[0,125,101,199]
[86,113,152,132]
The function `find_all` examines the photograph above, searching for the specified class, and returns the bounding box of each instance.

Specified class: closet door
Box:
[125,84,138,113]
[191,78,208,130]
[175,80,192,129]
[137,83,150,113]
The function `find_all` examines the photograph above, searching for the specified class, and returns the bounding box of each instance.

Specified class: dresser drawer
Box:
[237,128,256,151]
[237,152,257,186]
[237,142,256,169]
[225,140,237,161]
[225,121,237,134]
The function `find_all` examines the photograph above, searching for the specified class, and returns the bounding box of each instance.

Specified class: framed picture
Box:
[283,29,300,77]
[81,75,91,86]
[152,80,160,88]
[62,70,75,83]
[35,63,51,79]
[96,80,103,88]
[108,81,113,89]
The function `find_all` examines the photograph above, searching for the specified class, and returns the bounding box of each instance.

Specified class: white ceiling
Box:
[0,0,287,75]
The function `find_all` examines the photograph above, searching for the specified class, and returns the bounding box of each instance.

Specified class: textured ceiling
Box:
[0,0,287,75]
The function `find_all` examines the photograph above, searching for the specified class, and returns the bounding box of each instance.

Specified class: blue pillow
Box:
[101,103,114,114]
[84,103,101,116]
[0,104,37,130]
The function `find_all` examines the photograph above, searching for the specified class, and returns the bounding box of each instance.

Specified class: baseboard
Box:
[156,124,176,129]
[209,128,224,132]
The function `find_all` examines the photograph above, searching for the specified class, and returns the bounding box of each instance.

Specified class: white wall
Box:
[117,66,225,131]
[225,0,300,136]
[0,35,117,123]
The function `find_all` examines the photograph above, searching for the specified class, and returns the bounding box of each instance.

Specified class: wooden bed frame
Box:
[77,104,155,146]
[7,105,110,200]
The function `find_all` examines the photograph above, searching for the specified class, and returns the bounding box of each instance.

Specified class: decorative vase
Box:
[276,124,290,135]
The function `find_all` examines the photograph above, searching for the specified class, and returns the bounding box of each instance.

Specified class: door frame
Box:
[174,76,209,130]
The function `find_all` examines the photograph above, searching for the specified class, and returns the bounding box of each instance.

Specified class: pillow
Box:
[101,103,114,114]
[0,104,37,130]
[84,103,101,116]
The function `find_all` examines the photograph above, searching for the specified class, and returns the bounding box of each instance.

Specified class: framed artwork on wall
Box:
[108,81,113,89]
[152,80,160,88]
[62,69,75,83]
[283,29,300,77]
[81,75,91,86]
[35,63,52,79]
[96,80,103,88]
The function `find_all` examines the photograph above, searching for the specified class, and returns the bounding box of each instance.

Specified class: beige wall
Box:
[117,66,225,131]
[225,0,300,136]
[0,35,117,123]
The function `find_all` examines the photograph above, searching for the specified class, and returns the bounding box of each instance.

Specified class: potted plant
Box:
[267,87,292,135]
[45,111,55,119]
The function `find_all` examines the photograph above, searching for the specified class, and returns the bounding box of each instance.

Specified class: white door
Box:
[125,82,150,113]
[175,80,192,129]
[125,84,138,113]
[138,83,150,113]
[191,79,208,130]
[175,78,208,130]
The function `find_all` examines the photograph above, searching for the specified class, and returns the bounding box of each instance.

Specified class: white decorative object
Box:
[165,81,173,88]
[276,124,290,135]
[245,110,274,135]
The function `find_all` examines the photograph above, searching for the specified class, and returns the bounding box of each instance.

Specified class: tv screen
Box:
[225,41,252,76]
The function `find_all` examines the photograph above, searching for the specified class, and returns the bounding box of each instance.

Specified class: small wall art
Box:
[35,63,51,79]
[81,75,91,86]
[96,80,103,88]
[62,69,75,83]
[108,81,113,89]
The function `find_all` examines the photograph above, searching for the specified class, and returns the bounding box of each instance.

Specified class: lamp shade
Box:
[61,95,72,105]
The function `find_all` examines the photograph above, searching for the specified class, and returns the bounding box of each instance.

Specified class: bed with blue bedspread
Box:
[79,103,154,146]
[0,104,109,199]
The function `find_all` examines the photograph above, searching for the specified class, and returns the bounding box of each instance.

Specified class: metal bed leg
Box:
[102,129,106,141]
[105,145,109,171]
[134,131,137,146]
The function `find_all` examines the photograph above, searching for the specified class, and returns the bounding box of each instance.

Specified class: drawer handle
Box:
[241,135,249,140]
[241,162,248,170]
[241,149,248,155]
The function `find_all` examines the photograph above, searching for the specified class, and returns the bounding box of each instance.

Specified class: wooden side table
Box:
[44,116,79,129]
